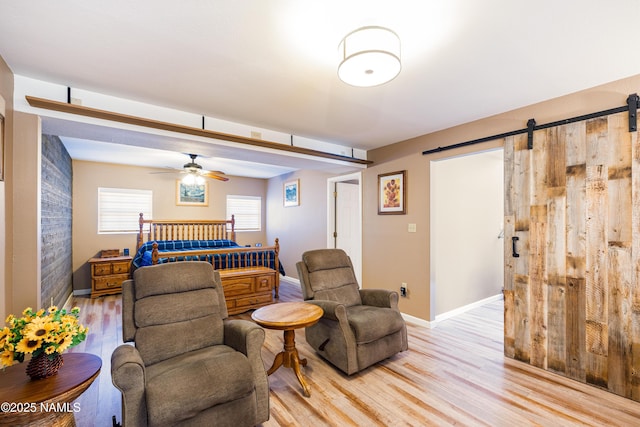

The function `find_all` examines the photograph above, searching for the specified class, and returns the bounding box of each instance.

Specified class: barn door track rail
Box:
[422,93,639,155]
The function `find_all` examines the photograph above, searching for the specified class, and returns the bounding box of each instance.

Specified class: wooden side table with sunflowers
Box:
[0,306,99,426]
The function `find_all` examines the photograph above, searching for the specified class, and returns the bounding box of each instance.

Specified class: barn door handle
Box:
[512,236,520,258]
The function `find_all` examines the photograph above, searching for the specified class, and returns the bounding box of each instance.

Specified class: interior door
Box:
[504,112,640,401]
[335,181,362,284]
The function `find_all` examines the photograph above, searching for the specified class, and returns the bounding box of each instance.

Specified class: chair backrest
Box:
[297,249,362,307]
[125,261,227,366]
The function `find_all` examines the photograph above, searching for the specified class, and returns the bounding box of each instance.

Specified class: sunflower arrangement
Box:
[0,306,88,367]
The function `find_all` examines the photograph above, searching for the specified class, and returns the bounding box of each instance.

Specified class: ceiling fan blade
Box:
[203,171,229,182]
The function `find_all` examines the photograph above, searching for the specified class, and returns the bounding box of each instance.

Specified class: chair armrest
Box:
[224,319,269,421]
[307,300,346,322]
[360,289,399,310]
[224,319,265,358]
[111,344,147,427]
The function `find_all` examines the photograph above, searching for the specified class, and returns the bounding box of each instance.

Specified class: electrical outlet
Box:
[400,283,407,297]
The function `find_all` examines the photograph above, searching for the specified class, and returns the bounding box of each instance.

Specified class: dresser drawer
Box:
[222,278,254,296]
[112,261,130,274]
[235,293,273,309]
[94,274,129,291]
[93,263,113,276]
[255,274,274,292]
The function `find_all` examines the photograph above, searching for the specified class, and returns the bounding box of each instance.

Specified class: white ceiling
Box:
[1,0,639,177]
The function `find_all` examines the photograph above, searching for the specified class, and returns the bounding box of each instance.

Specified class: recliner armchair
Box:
[111,261,269,427]
[296,249,408,375]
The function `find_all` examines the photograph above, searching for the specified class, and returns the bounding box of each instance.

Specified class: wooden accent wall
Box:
[504,111,640,401]
[41,134,73,308]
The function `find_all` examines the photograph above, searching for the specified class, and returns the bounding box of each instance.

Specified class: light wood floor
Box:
[68,279,640,427]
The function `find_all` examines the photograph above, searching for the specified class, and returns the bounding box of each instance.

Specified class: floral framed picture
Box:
[284,179,300,207]
[378,170,406,215]
[176,180,209,206]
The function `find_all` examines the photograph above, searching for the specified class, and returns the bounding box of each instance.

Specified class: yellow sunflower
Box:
[24,317,55,341]
[47,306,58,314]
[44,323,62,343]
[15,337,42,354]
[0,326,10,344]
[0,350,15,367]
[61,314,76,327]
[55,334,74,353]
[44,346,56,355]
[21,307,32,316]
[5,314,15,325]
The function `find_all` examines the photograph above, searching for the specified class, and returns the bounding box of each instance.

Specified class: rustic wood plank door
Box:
[504,111,640,401]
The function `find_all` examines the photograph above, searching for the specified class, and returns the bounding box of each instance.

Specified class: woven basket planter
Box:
[25,353,64,380]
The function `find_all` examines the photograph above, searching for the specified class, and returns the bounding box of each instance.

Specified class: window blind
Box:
[226,195,261,231]
[98,187,152,233]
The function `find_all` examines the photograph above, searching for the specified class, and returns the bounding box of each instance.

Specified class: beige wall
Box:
[11,112,42,311]
[266,169,334,279]
[72,160,268,291]
[0,56,12,321]
[365,72,640,321]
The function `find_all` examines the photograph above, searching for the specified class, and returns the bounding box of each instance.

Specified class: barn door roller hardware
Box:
[628,93,639,132]
[422,93,640,155]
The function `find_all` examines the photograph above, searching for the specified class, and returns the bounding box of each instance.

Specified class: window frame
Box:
[226,195,262,232]
[97,187,153,234]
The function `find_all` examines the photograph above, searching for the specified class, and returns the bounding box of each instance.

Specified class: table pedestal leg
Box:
[266,329,312,397]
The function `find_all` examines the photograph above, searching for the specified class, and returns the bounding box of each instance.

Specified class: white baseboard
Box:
[281,276,300,285]
[433,293,503,326]
[73,289,92,296]
[402,313,433,329]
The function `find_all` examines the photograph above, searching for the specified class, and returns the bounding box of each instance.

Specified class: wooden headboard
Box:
[137,213,236,249]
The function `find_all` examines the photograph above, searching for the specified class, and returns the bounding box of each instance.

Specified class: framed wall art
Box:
[378,170,406,215]
[284,179,300,207]
[176,180,209,206]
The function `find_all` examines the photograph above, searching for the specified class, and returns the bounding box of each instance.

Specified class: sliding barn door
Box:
[504,111,640,401]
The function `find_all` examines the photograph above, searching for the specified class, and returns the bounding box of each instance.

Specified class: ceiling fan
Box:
[153,153,229,182]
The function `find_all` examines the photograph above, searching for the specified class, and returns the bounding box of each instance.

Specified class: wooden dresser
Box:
[218,266,276,315]
[88,255,132,298]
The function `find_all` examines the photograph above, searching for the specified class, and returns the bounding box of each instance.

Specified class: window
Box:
[226,195,261,232]
[98,187,152,234]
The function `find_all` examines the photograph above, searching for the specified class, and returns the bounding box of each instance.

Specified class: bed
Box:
[133,213,283,314]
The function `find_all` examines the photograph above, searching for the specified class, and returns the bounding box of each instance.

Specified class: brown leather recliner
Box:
[111,261,269,427]
[296,249,408,375]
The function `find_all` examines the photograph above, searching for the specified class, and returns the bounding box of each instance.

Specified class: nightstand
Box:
[88,255,132,298]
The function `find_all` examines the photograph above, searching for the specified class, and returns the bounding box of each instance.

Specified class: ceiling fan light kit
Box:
[338,26,401,87]
[181,172,205,186]
[153,153,229,184]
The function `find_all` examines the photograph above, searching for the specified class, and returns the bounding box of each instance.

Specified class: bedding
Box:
[132,239,285,276]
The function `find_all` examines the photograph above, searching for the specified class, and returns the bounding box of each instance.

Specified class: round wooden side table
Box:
[252,301,323,397]
[0,352,102,426]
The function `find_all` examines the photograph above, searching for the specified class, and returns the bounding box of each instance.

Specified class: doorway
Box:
[430,149,504,321]
[327,172,362,284]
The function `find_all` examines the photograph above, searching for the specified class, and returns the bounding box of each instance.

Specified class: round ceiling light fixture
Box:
[338,26,401,87]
